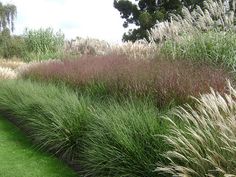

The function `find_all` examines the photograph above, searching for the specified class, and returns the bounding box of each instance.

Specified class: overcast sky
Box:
[1,0,127,43]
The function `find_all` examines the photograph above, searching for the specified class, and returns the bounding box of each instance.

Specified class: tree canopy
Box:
[0,2,17,32]
[114,0,204,41]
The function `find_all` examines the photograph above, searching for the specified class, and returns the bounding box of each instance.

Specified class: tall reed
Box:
[23,28,64,61]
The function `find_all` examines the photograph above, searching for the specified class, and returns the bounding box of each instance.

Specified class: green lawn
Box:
[0,115,78,177]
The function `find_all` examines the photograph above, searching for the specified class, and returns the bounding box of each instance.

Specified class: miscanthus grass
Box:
[152,0,236,69]
[156,81,236,176]
[65,37,111,56]
[149,0,235,42]
[65,37,157,60]
[161,31,236,70]
[109,40,157,60]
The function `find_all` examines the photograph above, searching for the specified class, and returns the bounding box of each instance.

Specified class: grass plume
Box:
[156,81,236,176]
[0,66,17,79]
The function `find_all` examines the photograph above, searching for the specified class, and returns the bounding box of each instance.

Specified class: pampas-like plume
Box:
[0,59,25,69]
[65,37,157,60]
[0,67,17,79]
[109,39,157,59]
[65,37,111,56]
[156,81,236,176]
[149,0,235,42]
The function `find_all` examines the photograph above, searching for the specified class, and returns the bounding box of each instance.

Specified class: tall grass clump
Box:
[65,37,157,60]
[0,66,17,79]
[156,81,236,176]
[0,80,88,161]
[109,40,157,59]
[20,55,231,107]
[149,0,236,69]
[65,37,111,57]
[23,28,64,61]
[80,99,169,177]
[149,0,235,42]
[161,31,236,70]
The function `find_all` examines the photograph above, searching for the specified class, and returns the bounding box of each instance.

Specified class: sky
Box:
[1,0,128,43]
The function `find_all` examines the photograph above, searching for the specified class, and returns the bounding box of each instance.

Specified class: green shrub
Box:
[161,31,236,70]
[80,99,170,177]
[0,80,88,160]
[23,28,64,61]
[0,29,26,58]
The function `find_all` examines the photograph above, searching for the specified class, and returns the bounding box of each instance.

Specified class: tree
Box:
[114,0,204,41]
[0,2,17,32]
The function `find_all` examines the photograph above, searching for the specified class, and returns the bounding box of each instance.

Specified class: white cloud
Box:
[1,0,126,43]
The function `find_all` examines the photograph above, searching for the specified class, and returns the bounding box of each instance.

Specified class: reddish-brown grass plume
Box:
[21,55,232,107]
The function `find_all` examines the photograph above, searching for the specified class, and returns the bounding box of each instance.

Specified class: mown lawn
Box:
[0,115,78,177]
